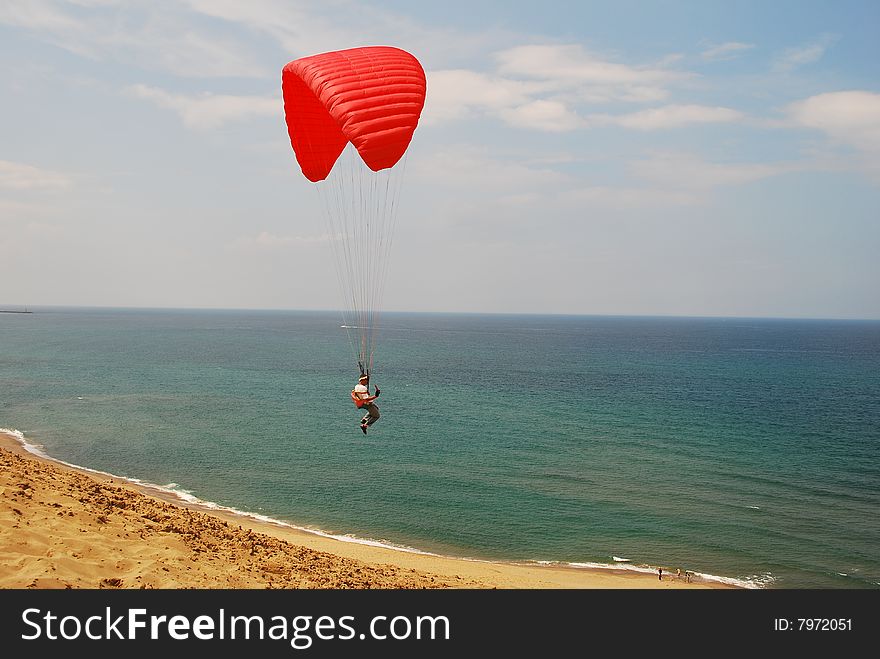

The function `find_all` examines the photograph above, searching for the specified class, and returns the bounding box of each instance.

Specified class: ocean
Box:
[1,307,878,588]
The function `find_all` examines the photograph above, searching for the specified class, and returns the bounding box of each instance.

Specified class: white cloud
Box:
[427,83,740,134]
[423,70,535,124]
[500,100,583,132]
[413,144,565,193]
[0,160,72,190]
[772,34,837,73]
[127,84,278,129]
[130,27,266,79]
[495,44,686,85]
[495,43,687,106]
[426,45,701,132]
[0,0,78,30]
[594,104,743,130]
[630,151,797,190]
[700,42,755,61]
[412,146,709,217]
[560,185,699,209]
[181,0,363,58]
[0,0,93,57]
[0,0,265,77]
[654,53,685,67]
[787,91,880,151]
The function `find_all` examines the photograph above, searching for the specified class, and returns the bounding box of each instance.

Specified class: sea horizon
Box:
[4,303,880,323]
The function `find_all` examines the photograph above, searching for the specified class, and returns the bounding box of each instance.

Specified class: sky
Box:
[1,0,879,319]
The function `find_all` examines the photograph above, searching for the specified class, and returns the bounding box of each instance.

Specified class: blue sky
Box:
[1,0,878,318]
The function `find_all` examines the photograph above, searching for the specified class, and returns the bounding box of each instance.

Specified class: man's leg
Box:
[365,404,380,426]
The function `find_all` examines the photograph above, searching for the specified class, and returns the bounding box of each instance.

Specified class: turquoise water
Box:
[2,307,878,588]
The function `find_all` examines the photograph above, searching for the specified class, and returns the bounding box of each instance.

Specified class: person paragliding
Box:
[281,45,426,431]
[351,373,381,434]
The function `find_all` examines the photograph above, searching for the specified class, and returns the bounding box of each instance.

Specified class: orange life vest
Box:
[351,390,365,408]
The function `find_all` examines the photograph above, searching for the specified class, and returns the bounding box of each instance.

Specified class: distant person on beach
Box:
[658,567,662,580]
[352,373,380,434]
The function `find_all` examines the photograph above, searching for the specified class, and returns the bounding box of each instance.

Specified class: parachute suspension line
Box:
[375,152,408,355]
[368,152,407,375]
[342,146,365,370]
[313,144,406,377]
[298,124,364,371]
[355,148,371,372]
[315,145,361,372]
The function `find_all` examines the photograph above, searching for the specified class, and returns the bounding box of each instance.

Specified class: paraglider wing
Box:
[282,46,426,182]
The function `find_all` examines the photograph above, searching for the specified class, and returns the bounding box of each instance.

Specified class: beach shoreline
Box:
[1,429,735,589]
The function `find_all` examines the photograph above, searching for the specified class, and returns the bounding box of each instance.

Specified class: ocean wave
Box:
[1,427,49,458]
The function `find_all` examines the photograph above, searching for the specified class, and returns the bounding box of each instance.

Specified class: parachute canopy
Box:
[282,46,427,182]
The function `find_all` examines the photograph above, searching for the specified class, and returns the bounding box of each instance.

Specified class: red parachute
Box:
[281,46,426,377]
[282,46,426,182]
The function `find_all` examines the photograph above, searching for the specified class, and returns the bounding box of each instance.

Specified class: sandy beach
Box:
[1,431,731,590]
